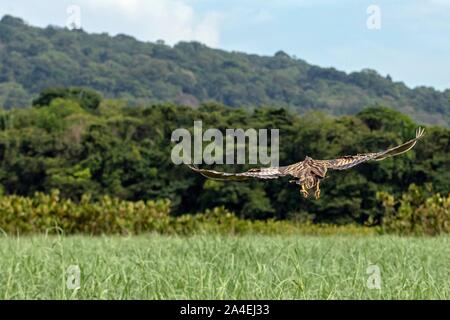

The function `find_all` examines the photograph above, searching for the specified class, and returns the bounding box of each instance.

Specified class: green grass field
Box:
[0,234,448,299]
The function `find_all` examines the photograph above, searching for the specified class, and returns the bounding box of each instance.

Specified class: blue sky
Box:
[1,0,449,90]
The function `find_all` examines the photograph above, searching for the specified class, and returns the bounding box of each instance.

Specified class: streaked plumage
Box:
[187,127,425,199]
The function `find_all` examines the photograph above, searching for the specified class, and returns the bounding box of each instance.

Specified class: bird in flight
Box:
[187,127,425,199]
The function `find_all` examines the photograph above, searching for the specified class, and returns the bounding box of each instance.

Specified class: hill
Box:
[0,15,449,125]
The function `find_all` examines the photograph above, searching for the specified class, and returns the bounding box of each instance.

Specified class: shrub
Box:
[0,190,171,235]
[378,184,450,235]
[0,190,376,236]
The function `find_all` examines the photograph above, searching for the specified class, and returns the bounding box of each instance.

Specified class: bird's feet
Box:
[314,189,321,199]
[314,181,321,199]
[300,189,309,198]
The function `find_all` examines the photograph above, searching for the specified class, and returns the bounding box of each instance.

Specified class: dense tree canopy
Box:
[0,93,448,225]
[0,15,449,125]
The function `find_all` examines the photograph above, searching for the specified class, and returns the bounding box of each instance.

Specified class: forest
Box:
[0,87,449,228]
[0,15,450,126]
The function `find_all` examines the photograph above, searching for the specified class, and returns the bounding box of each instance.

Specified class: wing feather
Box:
[186,164,290,181]
[320,127,425,170]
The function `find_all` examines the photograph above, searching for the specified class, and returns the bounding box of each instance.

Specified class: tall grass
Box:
[0,234,448,299]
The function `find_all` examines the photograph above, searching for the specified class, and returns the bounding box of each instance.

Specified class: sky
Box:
[1,0,449,90]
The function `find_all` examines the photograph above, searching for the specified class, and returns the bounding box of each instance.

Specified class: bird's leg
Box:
[314,180,321,199]
[300,184,309,198]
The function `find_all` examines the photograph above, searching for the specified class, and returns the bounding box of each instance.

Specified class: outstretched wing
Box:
[319,127,425,170]
[186,164,291,181]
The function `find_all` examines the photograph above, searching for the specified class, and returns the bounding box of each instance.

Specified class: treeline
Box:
[0,186,447,235]
[0,88,449,225]
[0,15,450,125]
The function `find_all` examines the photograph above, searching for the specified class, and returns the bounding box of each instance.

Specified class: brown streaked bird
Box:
[187,127,425,199]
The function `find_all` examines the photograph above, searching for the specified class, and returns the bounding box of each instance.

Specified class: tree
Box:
[32,87,102,110]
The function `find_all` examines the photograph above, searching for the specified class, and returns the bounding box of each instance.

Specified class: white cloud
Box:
[79,0,222,46]
[0,0,221,47]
